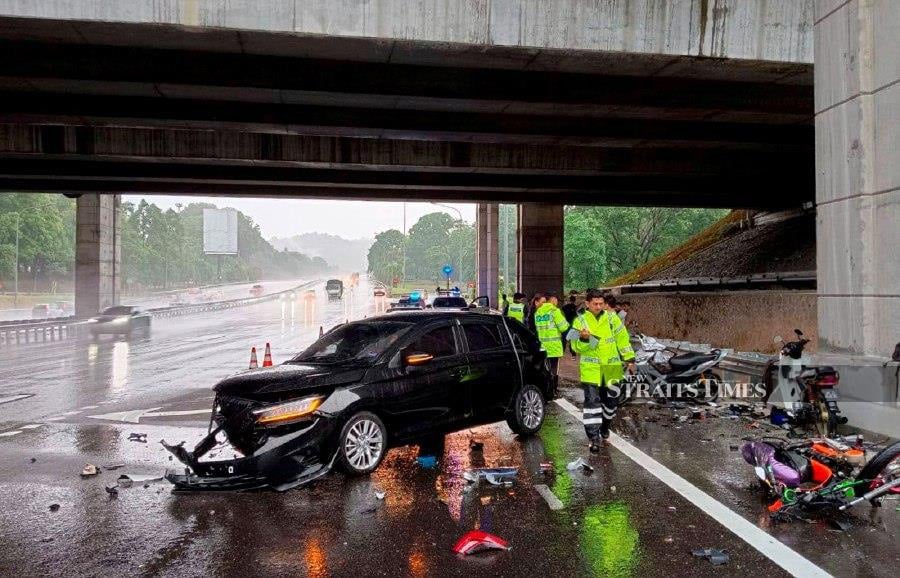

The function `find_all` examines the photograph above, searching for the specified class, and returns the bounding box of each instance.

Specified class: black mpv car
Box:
[164,311,553,491]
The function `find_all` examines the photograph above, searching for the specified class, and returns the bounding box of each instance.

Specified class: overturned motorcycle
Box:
[742,437,900,522]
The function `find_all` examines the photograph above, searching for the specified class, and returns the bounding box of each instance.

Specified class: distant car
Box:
[88,305,151,338]
[164,311,553,491]
[431,296,469,310]
[249,284,264,297]
[31,304,51,319]
[325,279,344,301]
[55,301,75,316]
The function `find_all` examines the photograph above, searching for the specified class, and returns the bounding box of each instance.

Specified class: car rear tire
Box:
[506,384,545,436]
[336,411,387,475]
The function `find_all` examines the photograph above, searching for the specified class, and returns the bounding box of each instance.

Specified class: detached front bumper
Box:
[162,416,339,492]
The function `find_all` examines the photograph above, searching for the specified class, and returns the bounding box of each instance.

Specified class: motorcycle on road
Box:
[764,329,847,437]
[618,334,729,405]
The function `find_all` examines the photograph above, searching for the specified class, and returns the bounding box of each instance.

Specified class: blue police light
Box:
[409,291,421,301]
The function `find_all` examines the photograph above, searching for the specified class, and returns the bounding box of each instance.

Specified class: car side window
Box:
[463,322,504,351]
[409,325,457,359]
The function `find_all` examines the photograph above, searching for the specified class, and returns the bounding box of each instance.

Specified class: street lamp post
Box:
[430,202,464,284]
[13,212,19,306]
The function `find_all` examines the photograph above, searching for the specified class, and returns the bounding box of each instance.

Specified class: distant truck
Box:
[325,279,344,301]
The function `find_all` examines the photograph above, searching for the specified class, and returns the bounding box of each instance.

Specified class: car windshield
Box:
[433,297,468,308]
[102,306,133,315]
[290,321,413,365]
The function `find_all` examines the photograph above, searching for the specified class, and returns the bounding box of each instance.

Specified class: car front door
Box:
[381,321,471,440]
[461,318,521,420]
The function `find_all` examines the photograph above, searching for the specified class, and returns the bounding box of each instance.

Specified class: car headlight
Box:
[252,395,324,426]
[113,316,130,324]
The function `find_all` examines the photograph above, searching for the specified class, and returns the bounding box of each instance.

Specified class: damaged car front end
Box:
[163,320,413,492]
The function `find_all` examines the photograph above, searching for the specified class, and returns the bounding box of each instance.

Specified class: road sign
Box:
[442,264,453,277]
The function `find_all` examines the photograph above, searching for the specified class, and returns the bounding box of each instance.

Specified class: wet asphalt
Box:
[0,283,897,577]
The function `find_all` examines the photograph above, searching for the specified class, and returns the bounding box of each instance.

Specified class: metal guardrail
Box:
[614,270,816,293]
[0,280,320,348]
[653,337,771,379]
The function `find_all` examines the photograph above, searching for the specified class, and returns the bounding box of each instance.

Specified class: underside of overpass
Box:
[1,2,893,360]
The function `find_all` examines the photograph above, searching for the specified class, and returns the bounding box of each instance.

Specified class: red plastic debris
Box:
[452,530,510,555]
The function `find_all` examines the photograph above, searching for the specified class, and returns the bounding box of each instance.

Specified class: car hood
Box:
[214,363,367,399]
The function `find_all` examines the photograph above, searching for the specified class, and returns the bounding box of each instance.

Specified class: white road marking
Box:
[88,407,212,424]
[0,430,22,437]
[45,417,64,422]
[0,394,31,405]
[20,424,42,430]
[80,405,100,410]
[534,484,564,510]
[553,397,831,578]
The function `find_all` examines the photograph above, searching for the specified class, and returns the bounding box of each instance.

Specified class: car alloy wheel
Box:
[343,416,385,472]
[521,389,544,430]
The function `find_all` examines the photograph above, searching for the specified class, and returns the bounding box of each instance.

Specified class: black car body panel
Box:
[165,311,552,492]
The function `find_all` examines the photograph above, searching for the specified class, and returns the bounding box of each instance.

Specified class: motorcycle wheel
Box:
[858,441,900,490]
[699,371,719,403]
[814,396,837,438]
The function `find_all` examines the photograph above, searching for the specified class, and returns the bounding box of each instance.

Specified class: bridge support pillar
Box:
[75,194,121,318]
[814,1,899,358]
[517,203,564,298]
[475,203,499,306]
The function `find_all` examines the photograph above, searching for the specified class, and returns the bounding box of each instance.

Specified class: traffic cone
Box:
[248,347,258,369]
[263,342,273,367]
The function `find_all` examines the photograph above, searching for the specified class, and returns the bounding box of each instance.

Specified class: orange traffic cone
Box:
[263,342,273,367]
[248,346,258,369]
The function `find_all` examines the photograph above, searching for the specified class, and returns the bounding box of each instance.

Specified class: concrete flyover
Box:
[0,1,894,365]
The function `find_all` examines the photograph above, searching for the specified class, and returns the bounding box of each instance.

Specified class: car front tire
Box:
[336,411,387,475]
[506,384,545,436]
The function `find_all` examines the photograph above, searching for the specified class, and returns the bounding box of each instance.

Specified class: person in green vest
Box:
[503,292,527,323]
[534,293,570,396]
[570,289,635,452]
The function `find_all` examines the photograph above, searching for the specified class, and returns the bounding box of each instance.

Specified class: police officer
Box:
[570,289,635,452]
[534,293,570,395]
[504,292,527,323]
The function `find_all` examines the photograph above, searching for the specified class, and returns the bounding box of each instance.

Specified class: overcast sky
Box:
[124,195,476,240]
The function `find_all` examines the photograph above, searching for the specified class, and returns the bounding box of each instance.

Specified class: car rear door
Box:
[381,320,471,440]
[460,317,521,420]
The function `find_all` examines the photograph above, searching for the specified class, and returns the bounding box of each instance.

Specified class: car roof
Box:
[373,310,500,323]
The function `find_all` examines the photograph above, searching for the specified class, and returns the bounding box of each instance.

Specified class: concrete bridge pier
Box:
[517,204,564,299]
[475,203,499,306]
[75,193,121,318]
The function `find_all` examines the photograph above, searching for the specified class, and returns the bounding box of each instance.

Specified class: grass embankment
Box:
[0,293,74,309]
[607,210,748,286]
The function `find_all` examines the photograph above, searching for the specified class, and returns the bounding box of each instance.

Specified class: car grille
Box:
[216,394,266,455]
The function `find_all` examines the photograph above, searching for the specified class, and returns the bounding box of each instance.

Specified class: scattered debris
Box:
[668,506,677,512]
[452,530,510,556]
[829,518,852,532]
[729,445,740,451]
[609,485,617,493]
[748,421,761,429]
[566,458,594,473]
[104,486,118,497]
[374,491,386,500]
[117,476,133,489]
[30,457,36,463]
[539,462,553,473]
[469,440,484,451]
[117,473,164,486]
[692,548,730,565]
[39,537,54,543]
[80,464,99,477]
[416,456,437,469]
[48,504,60,512]
[463,467,518,486]
[103,463,125,471]
[128,432,148,443]
[664,536,674,543]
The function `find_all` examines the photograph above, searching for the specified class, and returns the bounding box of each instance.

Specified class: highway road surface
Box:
[0,277,896,577]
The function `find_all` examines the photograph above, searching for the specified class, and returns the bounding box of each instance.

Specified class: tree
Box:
[367,229,406,285]
[564,208,607,290]
[405,212,455,280]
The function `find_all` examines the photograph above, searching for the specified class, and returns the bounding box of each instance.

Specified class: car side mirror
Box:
[794,329,803,337]
[403,351,433,368]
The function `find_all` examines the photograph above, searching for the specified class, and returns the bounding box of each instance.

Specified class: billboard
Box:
[203,209,238,255]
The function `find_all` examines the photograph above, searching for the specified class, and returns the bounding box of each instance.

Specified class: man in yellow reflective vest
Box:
[534,293,570,395]
[504,292,527,323]
[570,289,635,452]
